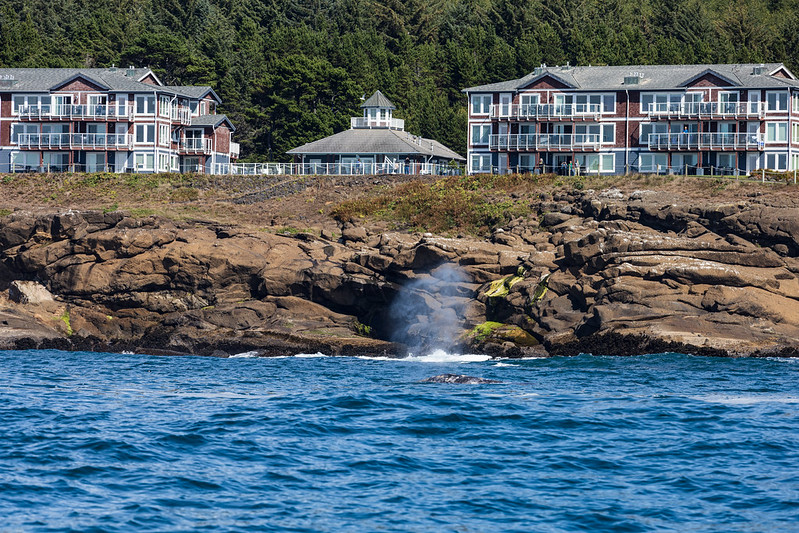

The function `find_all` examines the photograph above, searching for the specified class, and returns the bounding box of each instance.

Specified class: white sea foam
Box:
[294,352,330,358]
[405,349,491,363]
[493,362,518,367]
[693,395,799,405]
[230,351,260,358]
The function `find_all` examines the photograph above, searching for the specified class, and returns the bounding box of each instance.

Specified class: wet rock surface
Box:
[3,186,799,357]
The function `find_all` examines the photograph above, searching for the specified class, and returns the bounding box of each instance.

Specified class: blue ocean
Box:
[1,349,798,532]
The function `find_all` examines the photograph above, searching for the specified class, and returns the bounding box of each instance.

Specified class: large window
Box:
[639,123,668,144]
[794,123,799,143]
[766,153,788,170]
[470,94,491,115]
[135,95,156,114]
[765,122,787,143]
[470,124,490,145]
[576,153,615,173]
[639,153,668,173]
[135,153,154,170]
[471,153,491,173]
[159,96,171,117]
[12,94,50,114]
[766,91,788,112]
[793,93,799,113]
[136,124,156,143]
[641,93,681,114]
[159,124,170,147]
[10,123,38,144]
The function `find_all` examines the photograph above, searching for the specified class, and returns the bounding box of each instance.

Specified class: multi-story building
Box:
[0,66,238,173]
[464,63,799,175]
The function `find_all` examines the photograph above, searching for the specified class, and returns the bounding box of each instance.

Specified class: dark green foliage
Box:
[0,0,796,158]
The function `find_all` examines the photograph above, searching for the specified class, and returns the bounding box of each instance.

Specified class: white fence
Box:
[212,161,463,176]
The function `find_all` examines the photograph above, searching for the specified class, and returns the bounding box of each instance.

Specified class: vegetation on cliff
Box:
[1,0,798,158]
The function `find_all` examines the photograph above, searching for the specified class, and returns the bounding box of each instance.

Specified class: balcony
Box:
[17,104,135,121]
[16,133,133,150]
[350,116,405,130]
[180,138,213,154]
[489,133,601,151]
[647,132,764,151]
[490,103,602,121]
[646,101,763,120]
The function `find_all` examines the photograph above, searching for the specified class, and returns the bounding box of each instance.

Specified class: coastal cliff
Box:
[2,182,799,357]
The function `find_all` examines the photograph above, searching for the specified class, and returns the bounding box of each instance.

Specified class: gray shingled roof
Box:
[360,90,396,109]
[463,63,799,92]
[162,85,220,102]
[287,128,463,160]
[0,67,159,92]
[190,114,235,131]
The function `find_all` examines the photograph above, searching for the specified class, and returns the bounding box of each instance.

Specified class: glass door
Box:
[53,95,72,117]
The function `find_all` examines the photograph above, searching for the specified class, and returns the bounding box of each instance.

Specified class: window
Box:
[190,101,199,115]
[135,95,156,114]
[766,91,788,112]
[601,154,614,172]
[136,124,156,143]
[159,96,170,117]
[765,122,787,142]
[12,94,50,114]
[471,153,491,173]
[12,151,40,171]
[471,124,490,145]
[10,123,38,144]
[639,123,667,144]
[794,123,799,143]
[602,94,616,113]
[641,93,681,114]
[470,94,491,115]
[793,93,799,113]
[135,153,154,170]
[158,153,170,171]
[159,124,170,147]
[766,153,788,170]
[793,154,799,171]
[639,153,668,173]
[172,155,180,171]
[519,94,540,116]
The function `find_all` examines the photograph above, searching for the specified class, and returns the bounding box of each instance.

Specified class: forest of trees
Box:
[0,0,797,159]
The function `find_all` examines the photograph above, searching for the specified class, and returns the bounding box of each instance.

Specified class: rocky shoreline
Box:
[2,184,799,358]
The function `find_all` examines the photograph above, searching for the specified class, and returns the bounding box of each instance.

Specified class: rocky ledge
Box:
[2,186,799,357]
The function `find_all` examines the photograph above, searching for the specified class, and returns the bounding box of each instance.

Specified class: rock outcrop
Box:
[2,186,799,357]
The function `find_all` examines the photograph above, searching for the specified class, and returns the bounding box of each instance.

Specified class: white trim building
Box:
[463,63,799,175]
[0,67,238,173]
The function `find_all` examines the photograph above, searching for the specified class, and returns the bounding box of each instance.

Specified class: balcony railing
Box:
[211,161,461,176]
[646,101,763,119]
[490,103,602,120]
[16,133,133,150]
[647,132,764,151]
[18,104,193,124]
[488,133,602,151]
[350,117,405,130]
[180,138,213,154]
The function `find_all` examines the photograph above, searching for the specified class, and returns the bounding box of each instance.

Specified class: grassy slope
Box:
[1,172,796,237]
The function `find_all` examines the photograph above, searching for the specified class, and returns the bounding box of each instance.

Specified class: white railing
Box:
[646,101,763,119]
[489,133,602,151]
[647,132,764,151]
[212,161,462,176]
[180,138,213,154]
[490,103,602,120]
[17,104,194,123]
[350,117,405,130]
[230,142,240,159]
[16,133,133,150]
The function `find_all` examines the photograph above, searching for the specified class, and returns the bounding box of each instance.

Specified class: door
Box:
[88,95,108,118]
[117,95,128,118]
[499,94,512,118]
[53,95,72,117]
[720,92,739,115]
[86,152,105,172]
[747,91,761,115]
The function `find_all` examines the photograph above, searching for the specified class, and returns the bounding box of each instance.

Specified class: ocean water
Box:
[1,350,799,532]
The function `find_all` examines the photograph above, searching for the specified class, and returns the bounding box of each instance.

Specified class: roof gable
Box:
[50,73,110,92]
[769,66,795,79]
[518,72,576,91]
[680,69,740,88]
